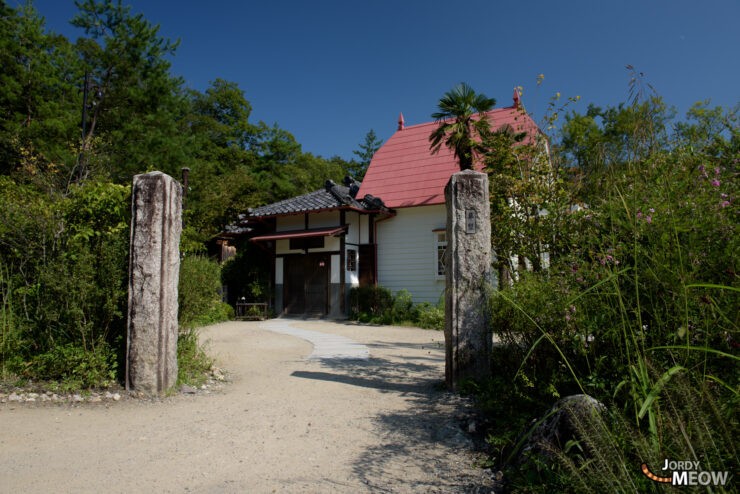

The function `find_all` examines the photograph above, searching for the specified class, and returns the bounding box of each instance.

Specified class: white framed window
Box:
[346,249,357,271]
[434,230,447,279]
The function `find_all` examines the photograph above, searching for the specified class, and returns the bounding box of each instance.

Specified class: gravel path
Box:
[0,320,492,493]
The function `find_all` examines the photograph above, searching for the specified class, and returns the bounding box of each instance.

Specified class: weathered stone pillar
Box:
[444,170,491,389]
[126,171,182,394]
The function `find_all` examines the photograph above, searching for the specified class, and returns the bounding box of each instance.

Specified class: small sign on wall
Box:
[465,209,476,234]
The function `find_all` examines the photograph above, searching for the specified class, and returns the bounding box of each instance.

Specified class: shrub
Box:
[178,254,227,327]
[33,342,117,390]
[349,285,393,317]
[176,255,228,388]
[0,179,130,388]
[176,326,213,387]
[417,302,445,330]
[476,98,740,492]
[349,286,445,329]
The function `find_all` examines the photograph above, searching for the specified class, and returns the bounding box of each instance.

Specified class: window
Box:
[346,249,357,271]
[435,231,447,278]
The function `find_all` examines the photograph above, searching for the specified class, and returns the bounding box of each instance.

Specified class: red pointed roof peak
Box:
[513,88,521,108]
[358,108,541,208]
[397,112,405,131]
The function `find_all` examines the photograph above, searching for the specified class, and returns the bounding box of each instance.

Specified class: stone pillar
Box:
[126,171,182,394]
[444,170,491,389]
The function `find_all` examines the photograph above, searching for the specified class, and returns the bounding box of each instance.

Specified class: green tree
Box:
[0,1,81,183]
[351,128,382,179]
[429,82,496,170]
[71,0,193,181]
[184,79,262,243]
[483,125,575,283]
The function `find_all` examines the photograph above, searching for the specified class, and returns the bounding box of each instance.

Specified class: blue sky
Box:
[29,0,740,161]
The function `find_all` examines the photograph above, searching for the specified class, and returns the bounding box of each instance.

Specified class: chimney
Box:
[397,112,405,131]
[512,88,521,109]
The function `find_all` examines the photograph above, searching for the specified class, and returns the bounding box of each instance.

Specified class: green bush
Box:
[33,342,117,390]
[0,179,130,388]
[349,286,444,330]
[175,256,229,387]
[349,285,393,317]
[178,255,229,327]
[417,302,445,330]
[476,99,739,491]
[176,326,213,387]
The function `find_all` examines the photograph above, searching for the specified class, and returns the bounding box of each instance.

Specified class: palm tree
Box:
[429,82,496,170]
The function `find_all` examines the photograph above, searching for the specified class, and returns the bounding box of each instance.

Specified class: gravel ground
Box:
[0,319,493,493]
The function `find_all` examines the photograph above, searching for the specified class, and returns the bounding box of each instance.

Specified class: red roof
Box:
[358,106,539,208]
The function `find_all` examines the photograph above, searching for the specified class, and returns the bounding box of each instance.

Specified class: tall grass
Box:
[481,96,738,491]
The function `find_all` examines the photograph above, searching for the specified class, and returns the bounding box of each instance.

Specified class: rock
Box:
[444,170,491,388]
[180,385,197,394]
[27,392,39,399]
[104,391,114,399]
[8,393,22,402]
[112,393,121,401]
[72,394,84,402]
[25,397,36,402]
[88,395,102,403]
[126,171,181,395]
[41,394,51,402]
[513,394,606,468]
[467,420,477,433]
[200,384,207,390]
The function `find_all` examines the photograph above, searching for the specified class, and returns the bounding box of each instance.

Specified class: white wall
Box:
[376,204,446,304]
[330,255,340,283]
[276,215,303,232]
[308,211,339,228]
[345,211,360,244]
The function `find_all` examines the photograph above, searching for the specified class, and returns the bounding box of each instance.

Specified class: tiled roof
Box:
[358,106,540,208]
[247,179,386,217]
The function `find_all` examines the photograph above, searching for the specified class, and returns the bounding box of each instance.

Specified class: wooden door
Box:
[358,244,376,286]
[304,255,328,316]
[284,256,305,314]
[283,254,328,316]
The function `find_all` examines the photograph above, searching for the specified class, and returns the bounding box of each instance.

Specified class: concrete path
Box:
[261,319,370,360]
[0,320,491,493]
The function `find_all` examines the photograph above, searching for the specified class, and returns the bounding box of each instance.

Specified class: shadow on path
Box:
[292,354,492,493]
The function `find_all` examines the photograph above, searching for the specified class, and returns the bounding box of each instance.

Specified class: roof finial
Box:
[398,112,405,131]
[513,88,521,109]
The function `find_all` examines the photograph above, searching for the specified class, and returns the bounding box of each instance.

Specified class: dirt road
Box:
[0,320,491,493]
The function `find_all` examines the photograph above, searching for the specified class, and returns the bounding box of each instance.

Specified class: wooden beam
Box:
[339,210,346,314]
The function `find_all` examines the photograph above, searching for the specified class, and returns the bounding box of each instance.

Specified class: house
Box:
[232,93,539,317]
[237,178,392,317]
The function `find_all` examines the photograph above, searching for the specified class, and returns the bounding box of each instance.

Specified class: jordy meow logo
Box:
[641,459,730,487]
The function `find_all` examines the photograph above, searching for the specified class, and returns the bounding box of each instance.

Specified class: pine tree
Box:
[351,128,382,180]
